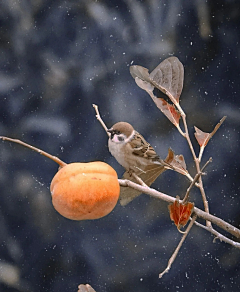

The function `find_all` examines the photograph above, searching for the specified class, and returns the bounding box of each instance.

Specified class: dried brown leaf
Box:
[174,154,187,170]
[194,127,210,147]
[149,56,184,104]
[130,57,184,105]
[169,199,194,229]
[153,98,181,126]
[165,148,188,176]
[133,78,181,127]
[194,116,227,147]
[135,77,154,93]
[130,65,151,81]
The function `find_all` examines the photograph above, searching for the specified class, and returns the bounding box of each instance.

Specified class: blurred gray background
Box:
[0,0,240,291]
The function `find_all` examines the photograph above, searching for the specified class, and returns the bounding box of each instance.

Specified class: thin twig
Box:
[192,207,240,239]
[196,168,211,228]
[159,214,198,278]
[176,124,185,138]
[92,104,110,137]
[0,136,67,168]
[182,172,203,204]
[131,172,148,187]
[201,157,213,171]
[193,220,240,248]
[182,157,212,204]
[181,113,198,161]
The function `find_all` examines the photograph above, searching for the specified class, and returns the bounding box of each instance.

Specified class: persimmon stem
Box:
[0,136,67,168]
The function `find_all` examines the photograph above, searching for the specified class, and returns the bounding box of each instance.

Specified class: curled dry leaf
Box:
[194,116,227,147]
[168,198,194,230]
[130,56,184,105]
[165,148,189,177]
[194,127,210,147]
[130,57,183,127]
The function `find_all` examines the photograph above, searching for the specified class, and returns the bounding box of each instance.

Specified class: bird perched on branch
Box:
[108,122,171,206]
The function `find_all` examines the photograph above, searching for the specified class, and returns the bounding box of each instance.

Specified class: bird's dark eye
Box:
[118,136,124,142]
[109,130,121,140]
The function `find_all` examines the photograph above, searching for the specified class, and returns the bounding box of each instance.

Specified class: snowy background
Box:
[0,1,240,291]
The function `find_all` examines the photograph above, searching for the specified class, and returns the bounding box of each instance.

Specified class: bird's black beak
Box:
[107,129,114,139]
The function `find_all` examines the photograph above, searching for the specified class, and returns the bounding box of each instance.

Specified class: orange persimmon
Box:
[50,162,120,220]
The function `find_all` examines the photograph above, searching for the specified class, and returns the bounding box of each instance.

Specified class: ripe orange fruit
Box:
[50,162,120,220]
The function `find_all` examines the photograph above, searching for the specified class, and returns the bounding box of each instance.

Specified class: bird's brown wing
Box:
[119,164,166,206]
[129,131,160,161]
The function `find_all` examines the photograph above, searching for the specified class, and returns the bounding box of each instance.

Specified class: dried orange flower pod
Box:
[50,162,120,220]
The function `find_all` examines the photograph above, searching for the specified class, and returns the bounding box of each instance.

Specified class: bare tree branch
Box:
[182,157,212,204]
[193,220,240,248]
[119,179,240,243]
[0,136,67,168]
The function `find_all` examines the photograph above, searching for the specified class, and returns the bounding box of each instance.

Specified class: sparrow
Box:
[107,122,170,206]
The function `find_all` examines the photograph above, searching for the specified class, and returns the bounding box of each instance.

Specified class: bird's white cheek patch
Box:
[112,135,121,143]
